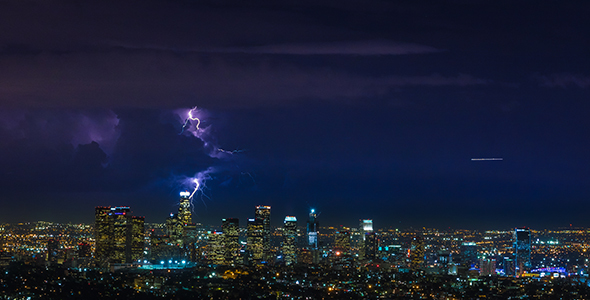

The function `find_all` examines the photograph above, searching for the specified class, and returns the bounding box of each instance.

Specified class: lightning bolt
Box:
[189,178,200,199]
[179,106,201,135]
[217,148,246,154]
[174,106,254,212]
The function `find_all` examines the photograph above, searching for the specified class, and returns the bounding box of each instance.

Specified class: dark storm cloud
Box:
[210,40,441,55]
[0,0,489,110]
[2,0,590,228]
[535,73,590,89]
[0,50,489,109]
[0,109,120,155]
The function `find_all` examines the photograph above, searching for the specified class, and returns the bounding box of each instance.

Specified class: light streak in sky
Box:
[189,178,200,199]
[174,106,253,211]
[218,148,246,154]
[471,158,503,161]
[179,106,201,134]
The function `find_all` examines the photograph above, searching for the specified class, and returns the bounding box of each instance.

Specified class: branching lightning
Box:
[179,106,201,135]
[174,105,254,213]
[189,178,200,199]
[218,148,246,154]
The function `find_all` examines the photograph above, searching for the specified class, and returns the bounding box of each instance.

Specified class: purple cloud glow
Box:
[211,40,441,55]
[536,73,590,89]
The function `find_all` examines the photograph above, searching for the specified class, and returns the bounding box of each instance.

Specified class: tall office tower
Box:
[460,242,479,269]
[364,232,378,260]
[129,216,145,262]
[307,209,319,249]
[167,191,193,246]
[95,206,112,264]
[358,219,373,259]
[503,255,515,277]
[514,227,531,276]
[78,242,91,258]
[334,229,351,253]
[178,192,192,224]
[360,219,373,235]
[410,235,425,272]
[208,231,225,265]
[255,205,271,261]
[282,216,297,266]
[111,206,131,263]
[47,239,60,263]
[247,218,264,265]
[479,257,496,276]
[222,218,240,265]
[94,206,144,266]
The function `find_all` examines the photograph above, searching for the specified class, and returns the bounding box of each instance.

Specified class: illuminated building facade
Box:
[94,206,145,266]
[410,235,425,272]
[282,216,297,266]
[460,242,479,269]
[77,242,91,258]
[208,231,225,265]
[334,229,351,253]
[514,227,531,276]
[359,219,374,259]
[480,257,497,276]
[95,207,112,264]
[47,239,59,263]
[178,193,192,225]
[222,218,240,265]
[307,209,319,249]
[360,219,373,235]
[167,191,193,247]
[503,255,515,277]
[130,216,145,262]
[247,218,264,265]
[112,207,130,263]
[364,232,378,260]
[255,205,271,261]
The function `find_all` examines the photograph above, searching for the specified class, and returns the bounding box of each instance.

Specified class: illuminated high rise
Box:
[255,205,271,261]
[282,216,297,266]
[514,227,531,276]
[111,206,131,263]
[460,242,479,269]
[410,234,425,272]
[47,239,60,263]
[358,219,373,259]
[334,229,351,254]
[129,216,145,262]
[307,209,319,249]
[364,232,378,260]
[208,231,225,265]
[178,192,192,225]
[359,219,373,238]
[95,206,112,265]
[94,206,144,266]
[167,191,193,246]
[222,218,240,265]
[480,257,496,276]
[247,218,264,265]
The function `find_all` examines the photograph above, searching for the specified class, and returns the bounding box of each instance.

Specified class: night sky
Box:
[1,1,589,230]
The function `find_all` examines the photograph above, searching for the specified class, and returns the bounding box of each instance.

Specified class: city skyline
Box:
[1,1,590,229]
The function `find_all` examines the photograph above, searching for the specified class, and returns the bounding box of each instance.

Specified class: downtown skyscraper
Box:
[307,209,319,249]
[222,218,240,265]
[247,218,264,265]
[95,206,144,267]
[166,191,193,247]
[255,205,271,262]
[282,216,297,266]
[514,227,531,276]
